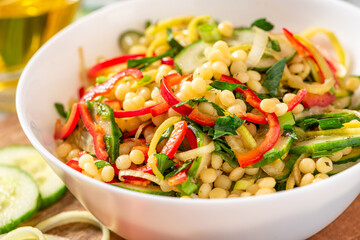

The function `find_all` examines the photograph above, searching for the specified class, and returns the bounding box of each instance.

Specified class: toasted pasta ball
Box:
[126,117,141,132]
[257,177,276,189]
[83,162,98,177]
[66,148,81,161]
[151,87,161,101]
[222,162,234,173]
[246,184,259,194]
[300,173,314,186]
[330,151,343,161]
[122,99,135,111]
[115,83,131,101]
[200,168,218,183]
[299,158,316,174]
[129,44,147,54]
[204,90,217,102]
[101,166,115,182]
[168,107,181,117]
[230,60,247,74]
[198,102,216,115]
[292,104,304,114]
[211,61,229,75]
[116,118,127,132]
[289,63,305,74]
[198,183,212,199]
[115,155,131,170]
[208,49,225,63]
[119,142,132,155]
[56,142,72,158]
[218,21,233,37]
[260,99,276,113]
[125,92,137,100]
[231,50,247,62]
[214,40,230,57]
[219,90,236,107]
[129,149,145,165]
[211,154,223,170]
[247,79,262,92]
[240,192,252,197]
[345,77,360,91]
[247,70,262,81]
[209,188,228,199]
[275,103,289,117]
[255,188,274,196]
[316,157,333,174]
[228,193,240,198]
[229,167,245,181]
[137,87,151,100]
[132,95,145,109]
[233,72,250,83]
[245,167,259,175]
[315,173,329,179]
[214,175,232,190]
[283,93,296,103]
[78,154,94,168]
[201,62,214,80]
[343,147,352,155]
[152,113,167,126]
[227,104,244,115]
[191,77,207,94]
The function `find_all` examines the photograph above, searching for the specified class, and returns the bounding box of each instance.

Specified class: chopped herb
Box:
[210,80,248,91]
[318,118,343,130]
[250,18,274,31]
[158,125,174,144]
[127,49,175,69]
[179,179,199,195]
[165,160,192,179]
[213,114,244,139]
[95,76,108,84]
[155,153,176,174]
[94,160,111,169]
[282,125,298,140]
[136,75,152,86]
[174,97,225,116]
[278,111,295,128]
[275,181,287,191]
[55,103,67,119]
[263,58,286,97]
[268,39,281,52]
[167,28,183,53]
[213,151,239,168]
[145,20,152,29]
[213,139,239,168]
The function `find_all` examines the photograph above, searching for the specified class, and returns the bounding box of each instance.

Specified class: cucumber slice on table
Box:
[112,182,176,196]
[0,165,40,234]
[0,145,66,209]
[174,40,211,75]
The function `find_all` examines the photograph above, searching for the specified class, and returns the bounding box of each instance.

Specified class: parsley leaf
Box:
[167,28,183,53]
[127,49,175,69]
[213,114,244,139]
[55,103,68,119]
[155,153,176,174]
[210,80,248,91]
[94,160,111,169]
[250,18,274,31]
[174,97,225,116]
[262,58,286,97]
[268,39,281,52]
[165,160,192,179]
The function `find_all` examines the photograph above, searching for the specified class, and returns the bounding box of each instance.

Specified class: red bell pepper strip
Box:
[186,128,198,149]
[104,100,122,110]
[135,163,153,174]
[81,68,143,103]
[78,151,87,158]
[122,128,139,138]
[237,112,268,125]
[54,103,80,139]
[124,178,151,187]
[283,28,312,58]
[114,104,159,118]
[160,73,193,115]
[287,88,308,111]
[188,107,218,127]
[168,169,187,186]
[220,75,280,167]
[88,53,145,79]
[302,92,335,108]
[325,58,339,87]
[79,103,109,160]
[150,102,171,117]
[161,57,174,67]
[66,160,82,172]
[161,120,187,159]
[78,87,85,98]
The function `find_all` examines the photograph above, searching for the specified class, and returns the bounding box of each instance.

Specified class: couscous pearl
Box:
[198,183,212,198]
[138,87,151,100]
[213,40,230,57]
[211,61,229,75]
[129,44,147,54]
[125,92,137,100]
[101,166,115,182]
[122,99,135,111]
[230,60,247,74]
[66,149,81,161]
[218,21,233,37]
[119,142,132,155]
[315,173,329,179]
[275,103,289,117]
[209,188,228,199]
[228,194,240,198]
[260,99,276,113]
[204,90,217,102]
[289,63,305,74]
[198,102,216,115]
[316,157,333,174]
[234,72,250,83]
[219,90,236,107]
[222,162,234,173]
[246,184,259,194]
[200,168,218,183]
[115,155,131,170]
[245,168,259,175]
[283,93,296,104]
[83,162,98,177]
[211,154,223,170]
[133,95,145,109]
[240,192,252,197]
[330,151,343,161]
[168,107,181,117]
[126,117,140,132]
[152,113,167,126]
[292,104,304,114]
[300,173,314,186]
[231,50,247,62]
[247,79,262,92]
[248,70,262,81]
[201,62,214,80]
[56,142,72,158]
[229,167,245,181]
[129,149,145,165]
[343,147,352,155]
[255,188,274,196]
[257,177,276,189]
[78,154,94,168]
[299,158,316,174]
[208,49,225,63]
[115,83,130,101]
[151,88,161,101]
[345,77,360,92]
[227,104,244,115]
[191,77,207,94]
[214,175,232,190]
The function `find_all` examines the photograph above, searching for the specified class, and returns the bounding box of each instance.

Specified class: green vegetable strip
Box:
[237,125,257,148]
[198,23,222,42]
[262,58,286,97]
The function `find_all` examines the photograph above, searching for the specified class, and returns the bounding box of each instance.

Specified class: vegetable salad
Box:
[54,16,360,198]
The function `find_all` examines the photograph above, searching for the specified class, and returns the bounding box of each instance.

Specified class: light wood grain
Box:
[1,114,359,240]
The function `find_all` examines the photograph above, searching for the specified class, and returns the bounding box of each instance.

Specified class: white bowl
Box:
[17,0,360,239]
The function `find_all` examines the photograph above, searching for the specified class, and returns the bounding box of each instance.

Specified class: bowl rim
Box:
[16,0,360,204]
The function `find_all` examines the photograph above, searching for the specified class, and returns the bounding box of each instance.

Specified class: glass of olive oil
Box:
[0,0,80,112]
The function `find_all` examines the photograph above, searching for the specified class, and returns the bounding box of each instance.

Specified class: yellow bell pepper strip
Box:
[187,15,211,42]
[54,103,80,139]
[79,103,108,160]
[219,75,280,167]
[81,68,143,103]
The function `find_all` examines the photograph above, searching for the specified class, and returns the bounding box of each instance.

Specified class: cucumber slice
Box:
[333,147,360,164]
[290,135,360,154]
[112,182,176,196]
[225,29,255,47]
[0,165,40,234]
[0,145,66,209]
[118,30,143,53]
[174,40,211,75]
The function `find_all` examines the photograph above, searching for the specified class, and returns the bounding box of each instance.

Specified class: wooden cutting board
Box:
[1,114,359,240]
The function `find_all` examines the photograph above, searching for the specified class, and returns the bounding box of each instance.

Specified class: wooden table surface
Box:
[1,114,359,240]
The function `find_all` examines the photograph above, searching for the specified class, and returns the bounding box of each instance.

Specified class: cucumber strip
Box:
[0,145,66,209]
[332,147,360,164]
[0,165,40,234]
[290,135,360,154]
[174,40,211,75]
[118,30,143,53]
[112,182,176,196]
